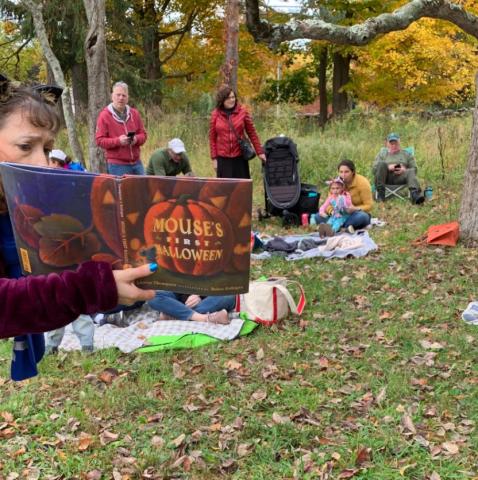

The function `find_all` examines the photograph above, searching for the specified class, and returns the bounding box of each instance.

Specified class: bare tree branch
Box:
[0,36,31,63]
[245,0,478,48]
[158,8,199,41]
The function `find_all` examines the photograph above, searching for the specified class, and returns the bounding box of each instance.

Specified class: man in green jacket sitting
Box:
[373,132,424,205]
[146,138,195,177]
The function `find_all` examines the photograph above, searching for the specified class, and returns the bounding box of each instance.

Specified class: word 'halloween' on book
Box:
[0,163,253,295]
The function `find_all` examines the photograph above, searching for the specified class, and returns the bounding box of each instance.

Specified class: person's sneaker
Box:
[45,346,59,355]
[347,225,355,234]
[207,309,230,325]
[81,345,94,353]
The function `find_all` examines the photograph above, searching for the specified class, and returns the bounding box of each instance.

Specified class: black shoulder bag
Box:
[227,115,256,161]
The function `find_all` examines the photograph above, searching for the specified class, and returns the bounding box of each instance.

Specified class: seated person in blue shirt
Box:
[146,138,194,177]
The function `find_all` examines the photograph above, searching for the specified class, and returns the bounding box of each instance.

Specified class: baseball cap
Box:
[387,132,400,142]
[49,149,67,162]
[168,138,186,154]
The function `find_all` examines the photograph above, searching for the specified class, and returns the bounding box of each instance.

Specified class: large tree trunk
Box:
[83,0,110,173]
[317,46,328,128]
[21,0,84,166]
[222,0,240,91]
[332,52,351,117]
[459,72,478,243]
[71,61,89,121]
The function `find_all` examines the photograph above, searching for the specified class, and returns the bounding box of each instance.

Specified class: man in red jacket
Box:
[96,81,147,175]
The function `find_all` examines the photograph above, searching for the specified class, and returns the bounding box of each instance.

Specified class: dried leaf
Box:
[1,412,14,423]
[256,348,264,360]
[86,470,103,480]
[237,443,254,458]
[442,441,459,454]
[98,368,119,384]
[151,436,165,448]
[376,387,386,405]
[173,363,185,379]
[220,459,238,474]
[430,472,441,480]
[272,412,290,424]
[355,446,372,466]
[420,340,444,350]
[171,433,186,448]
[251,389,267,401]
[77,432,93,451]
[401,414,417,434]
[399,463,417,475]
[146,413,163,424]
[100,430,119,445]
[225,359,242,370]
[338,468,359,478]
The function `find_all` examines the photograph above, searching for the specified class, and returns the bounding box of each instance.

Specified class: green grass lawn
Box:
[1,113,477,479]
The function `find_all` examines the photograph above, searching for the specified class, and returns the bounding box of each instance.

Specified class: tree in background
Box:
[106,0,220,105]
[83,0,109,173]
[0,0,90,118]
[20,0,84,166]
[222,0,240,91]
[350,18,478,108]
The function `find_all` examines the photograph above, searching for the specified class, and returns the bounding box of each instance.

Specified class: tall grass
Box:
[56,109,472,206]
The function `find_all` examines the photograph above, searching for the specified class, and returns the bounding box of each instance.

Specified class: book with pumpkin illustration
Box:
[0,163,253,295]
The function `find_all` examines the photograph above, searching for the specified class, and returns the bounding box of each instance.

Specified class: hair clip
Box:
[326,176,344,186]
[32,84,63,104]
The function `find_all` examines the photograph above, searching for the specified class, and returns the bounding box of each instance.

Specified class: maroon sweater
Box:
[0,260,118,338]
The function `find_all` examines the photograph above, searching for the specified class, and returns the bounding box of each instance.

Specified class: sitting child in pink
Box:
[318,177,352,232]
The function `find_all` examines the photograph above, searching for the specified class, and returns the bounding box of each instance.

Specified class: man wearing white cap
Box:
[146,138,194,177]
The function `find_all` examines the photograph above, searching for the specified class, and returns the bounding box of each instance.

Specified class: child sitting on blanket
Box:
[318,177,352,233]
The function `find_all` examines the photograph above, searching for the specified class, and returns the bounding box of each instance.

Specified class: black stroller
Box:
[258,136,320,227]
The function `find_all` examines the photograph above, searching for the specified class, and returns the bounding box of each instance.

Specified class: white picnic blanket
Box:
[57,314,245,353]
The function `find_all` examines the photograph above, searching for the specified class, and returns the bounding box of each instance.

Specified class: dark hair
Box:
[215,85,237,109]
[0,84,61,134]
[337,159,356,174]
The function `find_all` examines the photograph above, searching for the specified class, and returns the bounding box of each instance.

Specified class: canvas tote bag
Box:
[236,277,306,326]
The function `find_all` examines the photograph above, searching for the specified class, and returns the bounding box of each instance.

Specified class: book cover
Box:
[0,164,252,295]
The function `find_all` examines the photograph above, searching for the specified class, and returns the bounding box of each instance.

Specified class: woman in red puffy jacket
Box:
[209,86,265,179]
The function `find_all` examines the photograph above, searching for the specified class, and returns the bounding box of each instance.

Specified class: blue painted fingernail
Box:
[149,262,158,272]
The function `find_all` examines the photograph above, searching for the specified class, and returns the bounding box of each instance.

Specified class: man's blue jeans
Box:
[107,161,145,176]
[313,210,371,230]
[148,291,236,321]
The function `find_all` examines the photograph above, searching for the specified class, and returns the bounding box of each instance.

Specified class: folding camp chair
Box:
[374,184,409,201]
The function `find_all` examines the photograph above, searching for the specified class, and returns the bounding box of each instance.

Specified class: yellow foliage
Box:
[351,17,478,107]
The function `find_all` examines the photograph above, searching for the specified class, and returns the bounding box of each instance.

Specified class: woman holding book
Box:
[0,75,155,378]
[209,85,266,179]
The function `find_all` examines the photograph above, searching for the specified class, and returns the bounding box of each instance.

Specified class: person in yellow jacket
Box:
[313,159,373,233]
